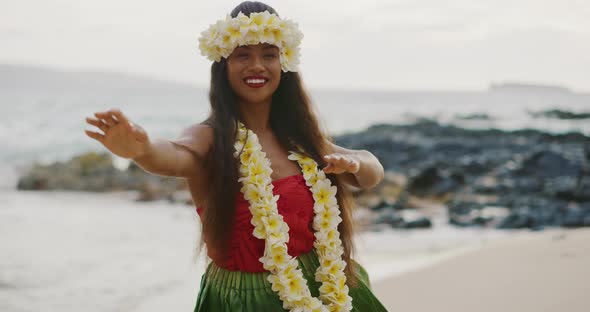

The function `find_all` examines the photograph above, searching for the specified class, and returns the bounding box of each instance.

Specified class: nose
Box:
[249,55,265,73]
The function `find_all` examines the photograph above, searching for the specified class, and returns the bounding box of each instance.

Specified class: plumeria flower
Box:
[238,172,272,187]
[243,133,263,149]
[316,259,345,281]
[250,212,265,227]
[311,179,338,207]
[314,216,340,232]
[287,151,306,161]
[305,170,326,187]
[333,291,353,309]
[319,254,337,268]
[233,136,261,157]
[266,227,289,245]
[218,18,242,49]
[280,45,300,72]
[314,228,339,245]
[319,282,338,300]
[291,297,327,312]
[283,277,306,301]
[235,12,252,29]
[318,209,335,224]
[302,167,318,181]
[298,155,315,165]
[325,229,340,242]
[268,274,287,293]
[314,245,343,263]
[250,201,273,216]
[313,202,334,214]
[249,11,272,31]
[326,260,346,277]
[323,235,344,249]
[262,214,288,235]
[249,195,279,216]
[261,244,290,269]
[237,148,256,165]
[282,267,305,287]
[279,258,300,275]
[252,224,267,239]
[244,157,272,177]
[242,183,273,203]
[259,26,276,44]
[265,12,281,28]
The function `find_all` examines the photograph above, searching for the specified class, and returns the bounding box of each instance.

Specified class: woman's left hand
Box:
[322,153,360,174]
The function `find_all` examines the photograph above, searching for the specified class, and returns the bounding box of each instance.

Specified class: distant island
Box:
[489,82,572,94]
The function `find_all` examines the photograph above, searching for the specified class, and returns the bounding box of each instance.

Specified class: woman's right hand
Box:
[84,108,150,159]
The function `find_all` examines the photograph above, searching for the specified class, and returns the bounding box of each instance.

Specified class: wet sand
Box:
[373,228,590,312]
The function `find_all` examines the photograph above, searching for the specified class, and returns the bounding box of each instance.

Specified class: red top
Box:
[196,173,315,272]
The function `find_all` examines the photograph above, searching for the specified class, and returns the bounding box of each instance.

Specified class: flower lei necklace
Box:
[234,121,353,312]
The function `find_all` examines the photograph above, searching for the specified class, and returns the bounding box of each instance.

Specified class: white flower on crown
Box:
[198,10,303,72]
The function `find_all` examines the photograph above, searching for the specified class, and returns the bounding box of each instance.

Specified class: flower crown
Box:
[198,10,303,72]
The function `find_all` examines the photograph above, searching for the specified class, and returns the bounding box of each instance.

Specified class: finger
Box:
[331,155,346,166]
[94,112,118,127]
[323,163,333,173]
[323,154,341,163]
[347,159,360,173]
[104,116,117,127]
[326,155,352,172]
[84,130,105,142]
[110,109,131,127]
[94,111,111,119]
[86,117,109,133]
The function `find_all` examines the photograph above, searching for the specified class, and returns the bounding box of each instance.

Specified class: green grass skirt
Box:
[193,249,388,311]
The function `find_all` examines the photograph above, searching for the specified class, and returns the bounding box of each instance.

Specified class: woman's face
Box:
[226,43,281,106]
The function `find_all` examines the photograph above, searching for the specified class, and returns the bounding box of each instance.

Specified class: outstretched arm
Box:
[84,108,209,178]
[322,141,384,189]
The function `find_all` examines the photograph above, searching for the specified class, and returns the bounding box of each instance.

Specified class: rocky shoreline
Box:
[17,118,590,231]
[339,118,590,230]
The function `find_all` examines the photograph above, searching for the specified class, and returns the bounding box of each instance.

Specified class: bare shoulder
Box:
[173,123,214,159]
[179,123,214,139]
[171,124,215,178]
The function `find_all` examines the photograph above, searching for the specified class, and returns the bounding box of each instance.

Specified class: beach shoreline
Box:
[1,189,557,312]
[373,227,590,312]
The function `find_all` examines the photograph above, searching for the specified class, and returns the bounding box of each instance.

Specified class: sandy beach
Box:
[373,227,590,312]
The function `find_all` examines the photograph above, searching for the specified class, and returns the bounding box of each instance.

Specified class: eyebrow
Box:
[236,45,278,50]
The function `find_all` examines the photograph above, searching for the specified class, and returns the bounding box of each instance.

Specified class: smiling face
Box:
[226,43,282,106]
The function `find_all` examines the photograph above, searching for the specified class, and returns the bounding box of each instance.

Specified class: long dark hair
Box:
[198,1,359,285]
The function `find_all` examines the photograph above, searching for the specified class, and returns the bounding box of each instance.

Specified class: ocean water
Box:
[0,189,516,312]
[0,83,587,311]
[1,87,589,180]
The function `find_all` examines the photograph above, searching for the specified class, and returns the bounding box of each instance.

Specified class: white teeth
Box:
[245,79,266,84]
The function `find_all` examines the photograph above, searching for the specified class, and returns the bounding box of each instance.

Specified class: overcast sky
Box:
[1,0,589,91]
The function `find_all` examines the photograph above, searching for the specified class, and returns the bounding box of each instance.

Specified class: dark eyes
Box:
[235,53,277,59]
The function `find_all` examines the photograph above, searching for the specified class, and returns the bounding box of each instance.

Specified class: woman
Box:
[84,1,387,311]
